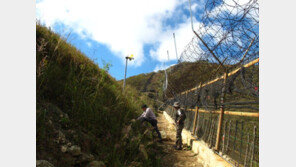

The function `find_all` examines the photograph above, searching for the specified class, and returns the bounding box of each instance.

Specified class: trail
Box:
[157,112,203,167]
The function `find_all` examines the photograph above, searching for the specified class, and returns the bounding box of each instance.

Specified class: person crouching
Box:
[137,104,162,142]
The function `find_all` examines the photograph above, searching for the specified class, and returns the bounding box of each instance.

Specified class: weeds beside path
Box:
[156,112,203,167]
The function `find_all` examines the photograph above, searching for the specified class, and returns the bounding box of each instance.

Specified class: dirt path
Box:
[157,112,203,167]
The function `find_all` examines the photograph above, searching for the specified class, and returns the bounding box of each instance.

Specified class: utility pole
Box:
[123,55,134,91]
[163,51,170,99]
[173,33,179,63]
[164,64,168,90]
[188,0,194,32]
[164,51,169,91]
[162,60,167,101]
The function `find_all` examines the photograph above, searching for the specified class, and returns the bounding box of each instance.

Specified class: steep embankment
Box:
[36,24,161,167]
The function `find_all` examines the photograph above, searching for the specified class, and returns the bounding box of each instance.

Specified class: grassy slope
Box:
[121,61,225,100]
[36,24,160,167]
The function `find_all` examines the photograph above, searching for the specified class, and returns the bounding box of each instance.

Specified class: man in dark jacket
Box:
[173,102,186,150]
[137,104,162,142]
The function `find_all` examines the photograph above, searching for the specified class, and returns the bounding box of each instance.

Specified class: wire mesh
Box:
[162,0,259,166]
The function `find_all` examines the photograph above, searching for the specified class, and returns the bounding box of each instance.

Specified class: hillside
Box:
[36,24,162,167]
[121,62,224,100]
[123,60,259,110]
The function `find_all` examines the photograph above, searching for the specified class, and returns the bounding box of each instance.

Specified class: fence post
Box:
[215,72,228,151]
[192,106,199,136]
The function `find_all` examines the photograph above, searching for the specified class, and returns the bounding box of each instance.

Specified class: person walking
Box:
[137,104,162,142]
[173,102,186,150]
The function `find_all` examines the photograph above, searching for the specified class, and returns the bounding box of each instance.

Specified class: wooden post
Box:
[215,72,228,151]
[192,106,199,136]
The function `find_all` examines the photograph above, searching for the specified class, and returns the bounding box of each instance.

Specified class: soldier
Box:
[173,102,186,150]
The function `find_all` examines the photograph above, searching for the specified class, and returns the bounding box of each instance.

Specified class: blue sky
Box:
[36,0,207,80]
[36,0,256,80]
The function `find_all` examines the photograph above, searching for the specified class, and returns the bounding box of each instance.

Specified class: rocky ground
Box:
[157,112,203,167]
[36,103,106,167]
[36,103,204,167]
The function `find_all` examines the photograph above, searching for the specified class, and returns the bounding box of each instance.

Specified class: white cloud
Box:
[36,0,257,69]
[209,0,259,22]
[86,42,92,48]
[186,0,205,13]
[36,0,192,66]
[149,17,232,63]
[149,18,201,62]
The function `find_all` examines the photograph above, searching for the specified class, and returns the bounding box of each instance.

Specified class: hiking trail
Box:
[157,112,203,167]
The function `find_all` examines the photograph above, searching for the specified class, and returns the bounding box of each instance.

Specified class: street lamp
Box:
[123,54,134,91]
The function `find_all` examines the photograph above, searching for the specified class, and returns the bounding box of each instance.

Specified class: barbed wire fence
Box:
[162,0,259,166]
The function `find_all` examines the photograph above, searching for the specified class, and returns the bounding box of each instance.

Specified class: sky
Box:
[36,0,208,80]
[36,0,255,80]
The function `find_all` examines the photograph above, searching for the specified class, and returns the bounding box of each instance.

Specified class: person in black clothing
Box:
[173,102,186,150]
